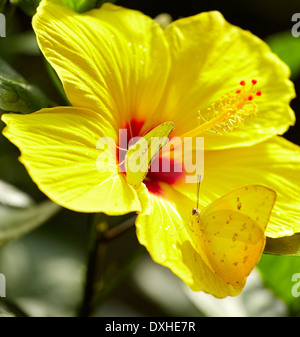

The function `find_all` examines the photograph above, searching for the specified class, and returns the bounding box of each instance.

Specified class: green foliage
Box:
[258,254,300,315]
[61,0,117,13]
[10,0,41,15]
[61,0,98,13]
[11,0,116,15]
[265,234,300,256]
[0,57,48,113]
[0,31,40,57]
[0,180,60,247]
[0,0,7,12]
[266,31,300,80]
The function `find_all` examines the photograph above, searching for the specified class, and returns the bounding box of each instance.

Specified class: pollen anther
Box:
[195,79,262,135]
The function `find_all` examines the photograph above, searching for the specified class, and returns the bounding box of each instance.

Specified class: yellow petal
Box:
[1,108,141,214]
[158,11,295,148]
[136,184,245,298]
[33,0,170,132]
[174,136,300,237]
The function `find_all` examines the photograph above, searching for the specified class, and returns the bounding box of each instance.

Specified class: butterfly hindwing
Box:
[197,185,276,285]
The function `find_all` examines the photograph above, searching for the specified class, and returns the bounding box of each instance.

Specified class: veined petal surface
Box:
[158,11,295,147]
[33,0,170,132]
[2,108,141,214]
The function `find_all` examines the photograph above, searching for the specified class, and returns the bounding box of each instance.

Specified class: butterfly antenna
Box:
[196,174,201,209]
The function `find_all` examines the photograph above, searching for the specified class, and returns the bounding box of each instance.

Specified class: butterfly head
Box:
[191,207,201,225]
[192,207,200,216]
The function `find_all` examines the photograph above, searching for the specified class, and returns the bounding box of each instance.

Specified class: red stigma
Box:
[248,95,253,101]
[240,80,246,86]
[251,79,257,85]
[256,91,262,96]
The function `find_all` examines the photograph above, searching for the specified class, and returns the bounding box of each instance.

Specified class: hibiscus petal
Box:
[1,107,141,214]
[173,136,300,237]
[136,184,245,298]
[159,11,295,148]
[32,0,170,132]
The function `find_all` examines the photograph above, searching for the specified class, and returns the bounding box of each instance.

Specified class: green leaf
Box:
[0,31,40,56]
[10,0,41,16]
[61,0,117,12]
[258,254,300,314]
[0,0,7,12]
[0,181,60,247]
[265,30,300,79]
[61,0,98,13]
[10,0,115,16]
[0,57,48,113]
[0,180,34,208]
[264,234,300,256]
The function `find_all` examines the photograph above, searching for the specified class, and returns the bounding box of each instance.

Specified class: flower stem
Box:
[77,213,102,317]
[99,215,137,243]
[78,214,137,317]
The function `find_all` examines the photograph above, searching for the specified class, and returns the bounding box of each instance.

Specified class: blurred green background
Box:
[0,0,300,317]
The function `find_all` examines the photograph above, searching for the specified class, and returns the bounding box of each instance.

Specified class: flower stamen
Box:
[188,80,262,137]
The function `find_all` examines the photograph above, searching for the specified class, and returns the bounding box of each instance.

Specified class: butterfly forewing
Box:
[201,185,276,232]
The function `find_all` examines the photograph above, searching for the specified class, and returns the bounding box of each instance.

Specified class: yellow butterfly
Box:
[125,121,174,188]
[191,179,276,286]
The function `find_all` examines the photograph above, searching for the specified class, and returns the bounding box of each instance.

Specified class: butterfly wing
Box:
[198,185,276,285]
[125,121,174,188]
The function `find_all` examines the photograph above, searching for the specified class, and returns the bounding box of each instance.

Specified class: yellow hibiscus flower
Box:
[2,0,300,297]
